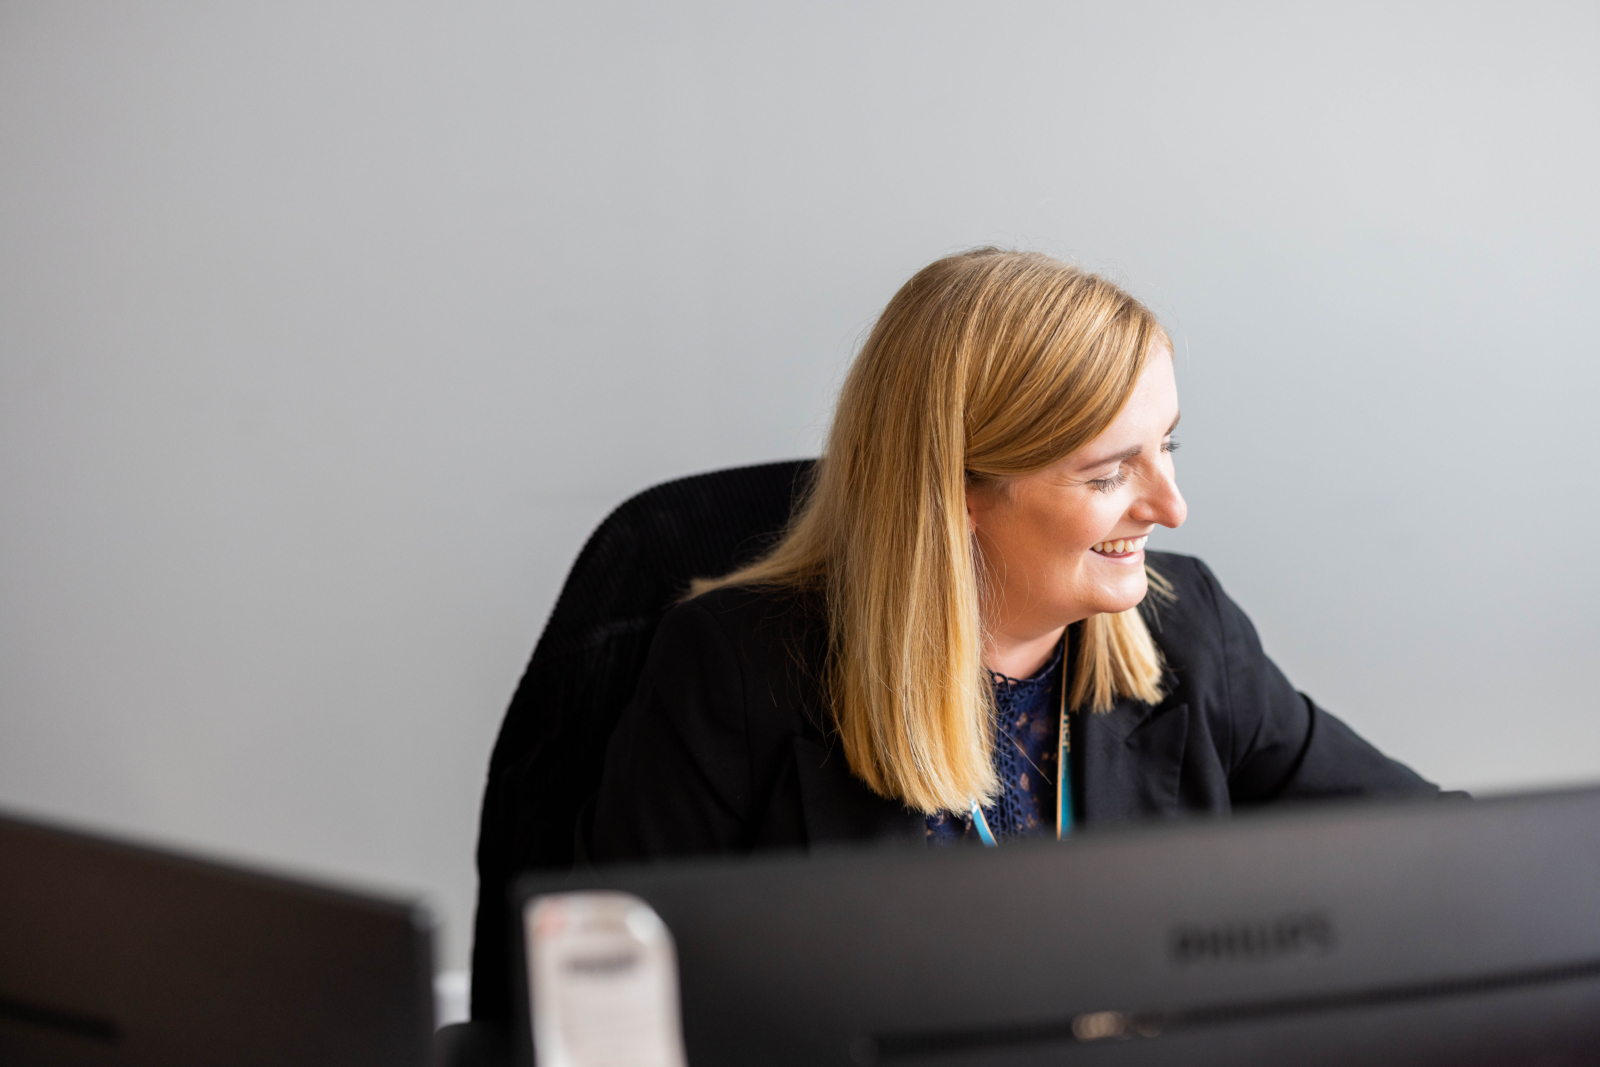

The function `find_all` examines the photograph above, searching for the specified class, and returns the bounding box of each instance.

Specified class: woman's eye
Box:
[1162,438,1180,454]
[1089,471,1128,494]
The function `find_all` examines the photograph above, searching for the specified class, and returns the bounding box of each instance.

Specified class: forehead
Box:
[1094,350,1179,441]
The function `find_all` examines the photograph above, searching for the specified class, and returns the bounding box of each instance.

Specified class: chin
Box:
[1088,574,1149,617]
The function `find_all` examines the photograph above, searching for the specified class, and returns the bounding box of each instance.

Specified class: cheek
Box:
[989,490,1119,572]
[1063,496,1122,549]
[1018,499,1099,556]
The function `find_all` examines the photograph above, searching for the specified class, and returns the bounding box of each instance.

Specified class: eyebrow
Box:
[1075,411,1181,471]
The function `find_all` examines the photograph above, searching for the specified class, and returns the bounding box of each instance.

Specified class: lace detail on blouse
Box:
[926,637,1065,846]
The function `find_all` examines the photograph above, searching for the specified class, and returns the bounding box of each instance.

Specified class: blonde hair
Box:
[695,248,1172,813]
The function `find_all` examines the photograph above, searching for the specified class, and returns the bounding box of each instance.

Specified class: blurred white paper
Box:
[525,891,689,1067]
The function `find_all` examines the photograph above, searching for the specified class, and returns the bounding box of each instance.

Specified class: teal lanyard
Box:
[970,652,1073,846]
[1055,655,1074,840]
[969,799,999,846]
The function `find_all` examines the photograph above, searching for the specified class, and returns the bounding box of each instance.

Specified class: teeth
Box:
[1093,536,1148,555]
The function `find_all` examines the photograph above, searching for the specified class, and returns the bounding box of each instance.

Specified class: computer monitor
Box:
[0,811,435,1066]
[514,786,1600,1067]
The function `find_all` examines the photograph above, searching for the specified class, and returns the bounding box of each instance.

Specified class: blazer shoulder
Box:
[676,582,832,732]
[1142,550,1229,644]
[679,582,827,653]
[1144,549,1221,600]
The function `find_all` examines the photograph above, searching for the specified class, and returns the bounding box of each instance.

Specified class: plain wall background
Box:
[2,1,1597,974]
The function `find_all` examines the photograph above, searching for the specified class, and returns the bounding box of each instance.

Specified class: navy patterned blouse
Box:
[926,636,1070,845]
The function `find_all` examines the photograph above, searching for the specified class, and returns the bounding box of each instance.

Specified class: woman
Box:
[590,248,1438,861]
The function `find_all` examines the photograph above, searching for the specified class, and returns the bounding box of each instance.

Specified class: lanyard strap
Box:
[969,800,998,846]
[1055,649,1073,841]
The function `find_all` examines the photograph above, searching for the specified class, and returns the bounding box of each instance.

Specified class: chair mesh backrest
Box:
[470,459,815,1021]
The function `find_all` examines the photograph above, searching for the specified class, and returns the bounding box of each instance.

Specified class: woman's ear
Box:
[964,482,985,535]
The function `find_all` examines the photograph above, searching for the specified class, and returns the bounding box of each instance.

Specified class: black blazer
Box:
[589,551,1440,862]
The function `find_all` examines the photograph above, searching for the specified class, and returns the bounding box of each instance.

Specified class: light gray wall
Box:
[2,1,1596,973]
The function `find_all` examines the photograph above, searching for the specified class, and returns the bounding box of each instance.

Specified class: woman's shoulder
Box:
[1140,550,1247,661]
[640,582,833,752]
[1144,548,1219,593]
[1143,549,1227,611]
[672,581,827,640]
[659,581,831,693]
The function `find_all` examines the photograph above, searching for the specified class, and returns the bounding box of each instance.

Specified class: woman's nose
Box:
[1134,468,1187,530]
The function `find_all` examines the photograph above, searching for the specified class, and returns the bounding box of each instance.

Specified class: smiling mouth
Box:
[1091,535,1148,557]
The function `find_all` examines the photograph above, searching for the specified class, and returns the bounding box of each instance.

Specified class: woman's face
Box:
[966,347,1187,645]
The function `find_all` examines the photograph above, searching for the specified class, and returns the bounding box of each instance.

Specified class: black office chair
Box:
[463,459,816,1034]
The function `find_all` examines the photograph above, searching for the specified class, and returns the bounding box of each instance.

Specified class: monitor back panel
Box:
[0,814,434,1067]
[517,788,1600,1067]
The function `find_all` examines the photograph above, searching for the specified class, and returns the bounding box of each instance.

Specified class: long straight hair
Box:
[695,249,1171,813]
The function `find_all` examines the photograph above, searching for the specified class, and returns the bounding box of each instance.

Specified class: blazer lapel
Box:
[791,735,924,848]
[1082,698,1189,824]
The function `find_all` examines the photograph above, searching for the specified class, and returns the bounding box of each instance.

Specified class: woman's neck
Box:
[983,624,1068,680]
